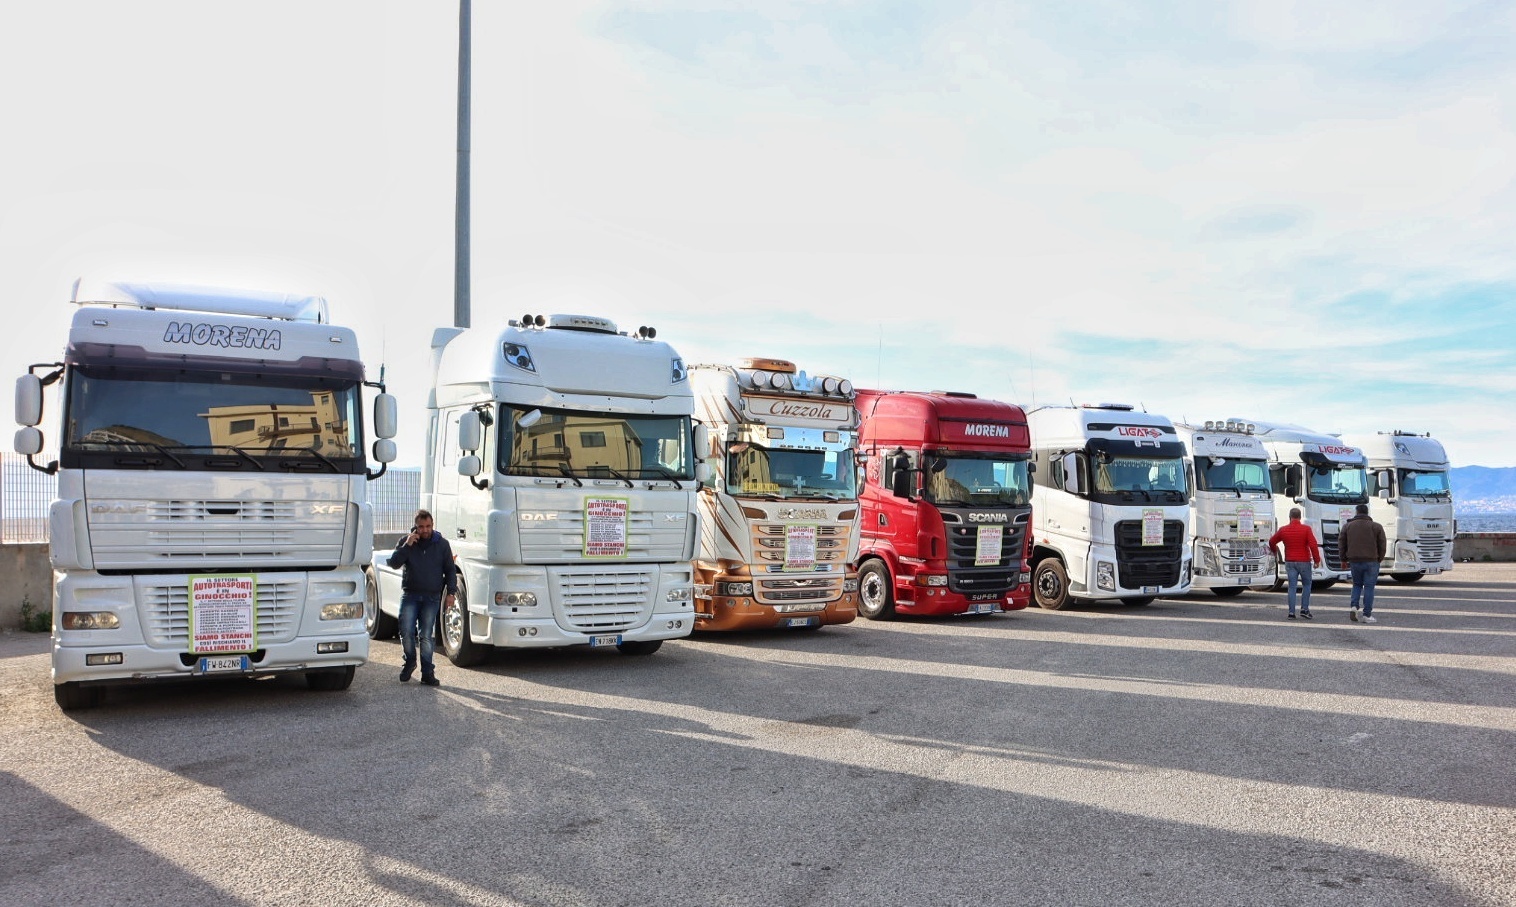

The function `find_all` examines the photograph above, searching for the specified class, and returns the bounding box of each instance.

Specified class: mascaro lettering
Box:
[163,322,283,350]
[962,424,1010,438]
[1117,426,1164,438]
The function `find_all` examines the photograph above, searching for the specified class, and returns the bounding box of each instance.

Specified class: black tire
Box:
[364,570,398,640]
[442,582,488,667]
[1033,559,1073,610]
[1391,572,1424,584]
[54,682,104,711]
[305,666,355,691]
[617,639,663,656]
[1124,596,1154,606]
[856,561,896,620]
[1212,587,1247,598]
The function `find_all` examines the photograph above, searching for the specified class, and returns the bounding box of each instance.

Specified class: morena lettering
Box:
[163,322,283,350]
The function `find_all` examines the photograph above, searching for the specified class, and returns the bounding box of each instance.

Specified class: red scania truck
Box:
[854,389,1034,619]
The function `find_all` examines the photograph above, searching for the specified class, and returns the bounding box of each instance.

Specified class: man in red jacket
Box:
[1268,507,1323,619]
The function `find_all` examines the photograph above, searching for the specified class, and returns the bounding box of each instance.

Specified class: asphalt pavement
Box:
[2,564,1514,907]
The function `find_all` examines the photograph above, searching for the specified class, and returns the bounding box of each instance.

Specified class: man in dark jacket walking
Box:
[1339,503,1387,623]
[387,509,458,685]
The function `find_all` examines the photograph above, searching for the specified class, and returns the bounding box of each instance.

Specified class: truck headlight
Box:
[320,601,364,621]
[666,587,692,602]
[843,578,859,593]
[1196,545,1220,576]
[1397,544,1418,562]
[717,581,753,596]
[62,611,120,630]
[916,574,948,587]
[1095,561,1116,592]
[496,591,538,607]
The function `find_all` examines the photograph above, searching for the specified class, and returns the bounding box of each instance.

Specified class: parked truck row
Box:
[15,285,1456,709]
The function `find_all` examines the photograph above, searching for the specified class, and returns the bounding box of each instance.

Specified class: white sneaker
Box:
[1363,616,1377,623]
[1349,607,1359,622]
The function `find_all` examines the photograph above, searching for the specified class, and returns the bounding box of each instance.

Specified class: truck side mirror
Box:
[458,411,482,452]
[14,426,42,456]
[696,462,712,484]
[694,423,710,458]
[372,438,396,464]
[1375,469,1393,500]
[889,448,913,498]
[458,454,482,477]
[1060,452,1082,495]
[373,393,398,440]
[15,374,42,427]
[1285,464,1302,499]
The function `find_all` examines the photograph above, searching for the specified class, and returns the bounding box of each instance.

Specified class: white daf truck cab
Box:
[1175,420,1276,597]
[1340,430,1454,583]
[1241,421,1367,586]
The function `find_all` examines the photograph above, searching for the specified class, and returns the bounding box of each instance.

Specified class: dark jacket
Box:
[387,532,458,596]
[1339,514,1387,565]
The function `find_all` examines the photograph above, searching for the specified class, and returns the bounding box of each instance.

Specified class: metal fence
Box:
[1,453,421,542]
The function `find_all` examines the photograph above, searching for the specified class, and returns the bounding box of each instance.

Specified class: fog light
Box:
[518,627,529,637]
[666,619,683,629]
[320,602,363,621]
[85,653,124,666]
[62,611,120,630]
[1096,561,1116,592]
[528,627,538,636]
[497,591,537,607]
[316,641,348,654]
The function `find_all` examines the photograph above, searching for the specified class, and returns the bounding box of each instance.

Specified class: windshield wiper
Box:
[598,466,635,489]
[282,447,339,472]
[215,446,267,471]
[556,464,584,487]
[643,466,685,490]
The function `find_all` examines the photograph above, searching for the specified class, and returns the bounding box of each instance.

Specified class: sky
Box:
[3,1,1515,468]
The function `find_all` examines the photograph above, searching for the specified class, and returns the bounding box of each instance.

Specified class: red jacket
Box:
[1268,519,1321,564]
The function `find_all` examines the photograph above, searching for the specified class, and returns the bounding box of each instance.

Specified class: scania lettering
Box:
[688,358,861,631]
[1175,420,1276,597]
[1340,430,1454,583]
[1027,404,1191,609]
[1234,420,1367,586]
[14,281,397,711]
[367,313,702,662]
[854,390,1033,619]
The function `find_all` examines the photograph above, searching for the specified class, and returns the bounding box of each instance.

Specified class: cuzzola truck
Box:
[15,281,397,710]
[1027,404,1191,609]
[1340,430,1454,582]
[1175,420,1276,596]
[689,358,861,631]
[854,389,1034,619]
[368,313,703,663]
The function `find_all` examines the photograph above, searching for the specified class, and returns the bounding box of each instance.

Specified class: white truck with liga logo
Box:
[1027,404,1191,609]
[689,358,860,631]
[1175,420,1276,596]
[14,281,398,710]
[1340,430,1454,583]
[1239,420,1367,586]
[367,313,704,663]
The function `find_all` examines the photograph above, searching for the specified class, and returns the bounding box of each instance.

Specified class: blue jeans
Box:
[1284,561,1313,614]
[398,592,442,677]
[1348,561,1379,616]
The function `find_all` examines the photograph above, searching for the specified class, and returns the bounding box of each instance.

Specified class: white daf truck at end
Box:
[367,313,704,664]
[1241,420,1367,587]
[1340,430,1454,583]
[14,281,397,710]
[1175,420,1276,597]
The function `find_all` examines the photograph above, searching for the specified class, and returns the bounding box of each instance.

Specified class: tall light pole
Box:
[454,0,472,329]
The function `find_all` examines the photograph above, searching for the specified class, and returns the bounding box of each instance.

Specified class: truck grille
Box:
[756,575,840,606]
[1416,533,1448,563]
[750,523,850,567]
[1221,540,1269,576]
[1114,520,1184,588]
[944,511,1029,596]
[89,498,347,568]
[554,568,654,632]
[138,576,303,647]
[519,511,689,563]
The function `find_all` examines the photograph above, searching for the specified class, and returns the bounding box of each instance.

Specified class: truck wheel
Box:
[364,570,398,640]
[1212,587,1246,598]
[1033,560,1073,610]
[617,640,663,656]
[442,584,488,667]
[54,682,104,711]
[305,666,355,691]
[1390,573,1424,584]
[857,561,896,620]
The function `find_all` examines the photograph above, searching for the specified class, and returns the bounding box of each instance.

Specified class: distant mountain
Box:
[1451,466,1516,514]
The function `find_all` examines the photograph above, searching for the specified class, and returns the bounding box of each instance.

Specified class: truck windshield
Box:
[1196,457,1270,494]
[726,438,856,500]
[1306,465,1368,504]
[1398,469,1451,499]
[500,406,695,481]
[1092,455,1187,503]
[922,455,1030,507]
[62,365,363,471]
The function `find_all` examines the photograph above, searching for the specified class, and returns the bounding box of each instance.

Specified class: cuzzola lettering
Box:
[163,322,282,350]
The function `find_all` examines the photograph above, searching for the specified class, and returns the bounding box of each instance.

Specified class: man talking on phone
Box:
[386,509,458,686]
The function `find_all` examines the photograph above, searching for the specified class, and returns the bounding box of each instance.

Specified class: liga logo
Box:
[1117,426,1164,438]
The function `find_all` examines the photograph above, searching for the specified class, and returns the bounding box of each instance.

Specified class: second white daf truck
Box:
[1340,430,1454,583]
[1240,421,1367,587]
[1027,404,1191,610]
[1175,420,1276,597]
[367,313,703,664]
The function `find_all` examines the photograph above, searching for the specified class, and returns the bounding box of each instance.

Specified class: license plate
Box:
[785,617,815,628]
[1142,586,1160,594]
[197,655,249,674]
[588,635,622,648]
[970,602,998,614]
[1236,577,1251,585]
[1426,568,1441,575]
